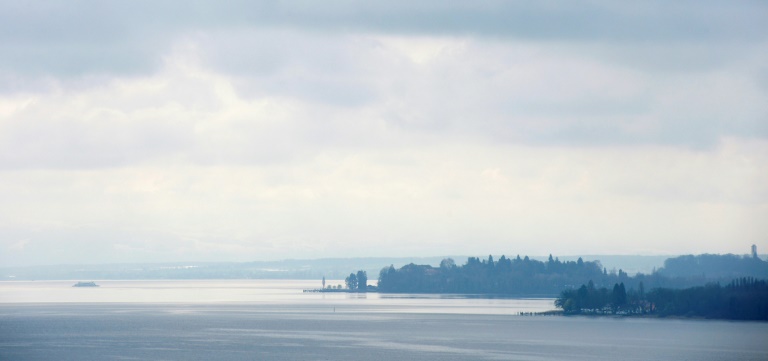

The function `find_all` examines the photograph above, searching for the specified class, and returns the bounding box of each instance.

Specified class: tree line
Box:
[376,253,768,296]
[377,254,668,295]
[378,255,620,295]
[555,281,633,314]
[555,277,768,320]
[372,252,768,320]
[344,270,368,292]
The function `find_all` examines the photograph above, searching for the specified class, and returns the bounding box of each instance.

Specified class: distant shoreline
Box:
[303,288,361,293]
[302,289,560,298]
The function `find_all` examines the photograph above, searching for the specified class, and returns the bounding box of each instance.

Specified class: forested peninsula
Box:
[378,255,612,296]
[375,253,768,320]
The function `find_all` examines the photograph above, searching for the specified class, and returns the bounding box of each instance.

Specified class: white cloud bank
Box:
[0,2,766,266]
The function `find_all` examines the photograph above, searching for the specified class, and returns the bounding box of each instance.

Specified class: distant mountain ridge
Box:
[1,254,764,281]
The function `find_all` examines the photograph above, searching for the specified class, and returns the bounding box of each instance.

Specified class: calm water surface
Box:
[1,280,766,360]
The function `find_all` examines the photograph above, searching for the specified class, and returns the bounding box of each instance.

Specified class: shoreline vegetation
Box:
[365,252,768,321]
[555,278,768,321]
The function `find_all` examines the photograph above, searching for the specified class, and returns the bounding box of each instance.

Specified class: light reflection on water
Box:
[2,303,767,361]
[1,280,767,361]
[0,280,557,314]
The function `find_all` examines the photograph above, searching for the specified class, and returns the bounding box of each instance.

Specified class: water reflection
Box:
[0,280,557,315]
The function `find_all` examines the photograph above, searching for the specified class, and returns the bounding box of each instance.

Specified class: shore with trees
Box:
[305,270,373,293]
[373,252,768,320]
[378,255,617,296]
[555,278,768,320]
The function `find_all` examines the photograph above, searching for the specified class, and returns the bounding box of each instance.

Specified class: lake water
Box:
[1,280,767,360]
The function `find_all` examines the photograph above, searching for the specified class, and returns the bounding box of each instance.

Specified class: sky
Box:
[1,1,767,266]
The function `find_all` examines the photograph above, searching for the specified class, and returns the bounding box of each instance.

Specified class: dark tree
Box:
[612,282,627,311]
[345,273,358,290]
[440,258,456,269]
[556,280,611,314]
[357,270,368,292]
[557,277,768,320]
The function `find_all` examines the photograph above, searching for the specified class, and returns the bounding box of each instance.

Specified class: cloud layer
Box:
[1,1,766,265]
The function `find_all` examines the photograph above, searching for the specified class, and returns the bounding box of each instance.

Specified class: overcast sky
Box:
[1,1,766,266]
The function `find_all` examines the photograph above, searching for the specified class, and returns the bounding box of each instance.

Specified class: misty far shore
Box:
[370,253,768,320]
[0,254,673,281]
[2,253,764,282]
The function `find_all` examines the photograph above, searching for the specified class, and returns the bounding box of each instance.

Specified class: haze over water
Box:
[2,280,767,360]
[0,280,554,314]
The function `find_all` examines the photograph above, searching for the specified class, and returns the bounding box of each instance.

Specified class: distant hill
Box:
[0,256,453,281]
[657,254,768,280]
[2,254,763,282]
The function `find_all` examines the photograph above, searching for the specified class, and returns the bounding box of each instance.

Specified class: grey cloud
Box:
[0,0,765,165]
[195,30,378,106]
[2,1,766,80]
[574,41,768,75]
[1,2,168,79]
